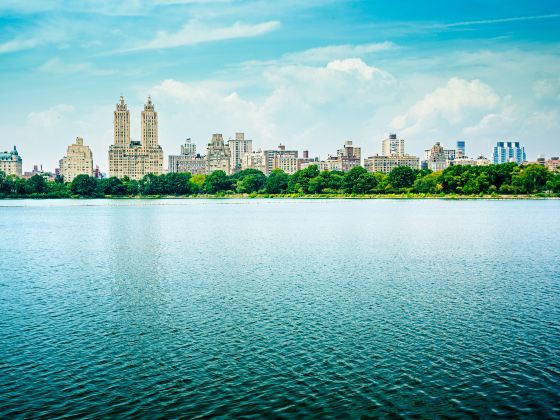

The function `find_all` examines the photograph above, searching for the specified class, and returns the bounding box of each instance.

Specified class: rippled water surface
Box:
[1,199,559,418]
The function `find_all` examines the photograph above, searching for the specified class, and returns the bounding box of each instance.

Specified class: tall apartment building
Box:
[273,154,300,174]
[168,139,206,175]
[206,134,231,174]
[228,133,252,173]
[453,155,491,166]
[492,141,526,164]
[0,146,22,176]
[181,138,196,156]
[60,137,93,182]
[425,142,455,171]
[456,140,466,157]
[241,150,266,173]
[263,144,298,175]
[108,96,164,179]
[382,134,405,156]
[364,155,420,173]
[365,134,419,174]
[545,157,560,172]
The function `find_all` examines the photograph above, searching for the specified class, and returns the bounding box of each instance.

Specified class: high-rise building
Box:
[228,132,252,173]
[492,141,526,165]
[241,150,266,173]
[545,157,560,172]
[382,134,405,156]
[180,138,196,156]
[314,140,361,172]
[456,141,466,157]
[108,96,164,179]
[273,154,300,174]
[168,140,206,175]
[365,135,419,174]
[0,146,22,176]
[60,137,93,182]
[425,142,455,171]
[364,155,420,173]
[263,144,298,175]
[206,134,231,174]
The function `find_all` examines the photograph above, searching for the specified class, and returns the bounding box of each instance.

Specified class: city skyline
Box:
[1,1,560,171]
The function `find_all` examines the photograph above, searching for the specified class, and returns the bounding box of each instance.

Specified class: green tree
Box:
[26,174,49,195]
[236,172,266,193]
[387,166,416,190]
[163,172,192,195]
[413,172,441,194]
[204,170,233,194]
[352,172,378,194]
[190,174,206,193]
[70,174,98,197]
[288,165,320,194]
[512,164,552,193]
[343,166,368,193]
[265,169,289,194]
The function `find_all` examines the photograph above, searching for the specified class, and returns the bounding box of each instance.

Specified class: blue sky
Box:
[1,0,559,171]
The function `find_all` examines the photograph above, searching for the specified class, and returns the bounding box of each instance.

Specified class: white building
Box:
[0,146,22,177]
[382,134,405,156]
[206,134,231,174]
[241,150,266,173]
[228,132,252,173]
[108,96,164,179]
[263,144,298,175]
[364,134,420,173]
[60,137,93,182]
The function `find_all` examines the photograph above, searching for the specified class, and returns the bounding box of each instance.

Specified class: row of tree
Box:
[1,163,559,198]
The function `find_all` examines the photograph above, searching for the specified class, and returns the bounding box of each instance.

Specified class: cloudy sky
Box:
[1,0,559,171]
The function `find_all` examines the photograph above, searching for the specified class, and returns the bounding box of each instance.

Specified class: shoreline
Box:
[2,194,559,200]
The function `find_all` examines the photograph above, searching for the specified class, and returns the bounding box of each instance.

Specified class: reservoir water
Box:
[1,199,559,418]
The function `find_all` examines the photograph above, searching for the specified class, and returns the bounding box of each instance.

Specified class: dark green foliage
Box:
[0,163,558,198]
[387,166,417,190]
[265,169,289,194]
[204,170,233,194]
[288,165,320,194]
[232,169,266,193]
[70,175,98,197]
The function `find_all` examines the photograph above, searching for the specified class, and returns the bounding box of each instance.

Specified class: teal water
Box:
[1,199,559,418]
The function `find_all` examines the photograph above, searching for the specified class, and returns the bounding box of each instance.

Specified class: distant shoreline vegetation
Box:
[1,163,559,199]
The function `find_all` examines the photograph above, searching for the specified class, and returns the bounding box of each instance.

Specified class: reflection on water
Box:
[0,199,559,417]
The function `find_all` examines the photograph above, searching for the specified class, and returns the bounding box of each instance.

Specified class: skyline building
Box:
[241,149,266,173]
[365,134,420,174]
[59,137,93,183]
[108,96,164,179]
[425,142,455,171]
[228,133,252,173]
[263,144,298,175]
[168,141,206,175]
[0,146,22,177]
[382,134,405,157]
[206,134,231,174]
[180,138,196,156]
[492,141,527,165]
[456,140,466,157]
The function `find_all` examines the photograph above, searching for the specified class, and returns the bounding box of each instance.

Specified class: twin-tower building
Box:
[108,96,164,179]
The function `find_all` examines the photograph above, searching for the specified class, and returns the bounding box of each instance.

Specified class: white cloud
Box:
[27,105,75,128]
[441,14,560,28]
[533,78,560,100]
[391,78,500,137]
[38,58,116,76]
[150,58,398,158]
[282,42,395,64]
[123,19,280,52]
[0,38,40,54]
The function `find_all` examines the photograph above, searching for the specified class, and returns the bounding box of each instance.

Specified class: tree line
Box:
[1,163,559,198]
